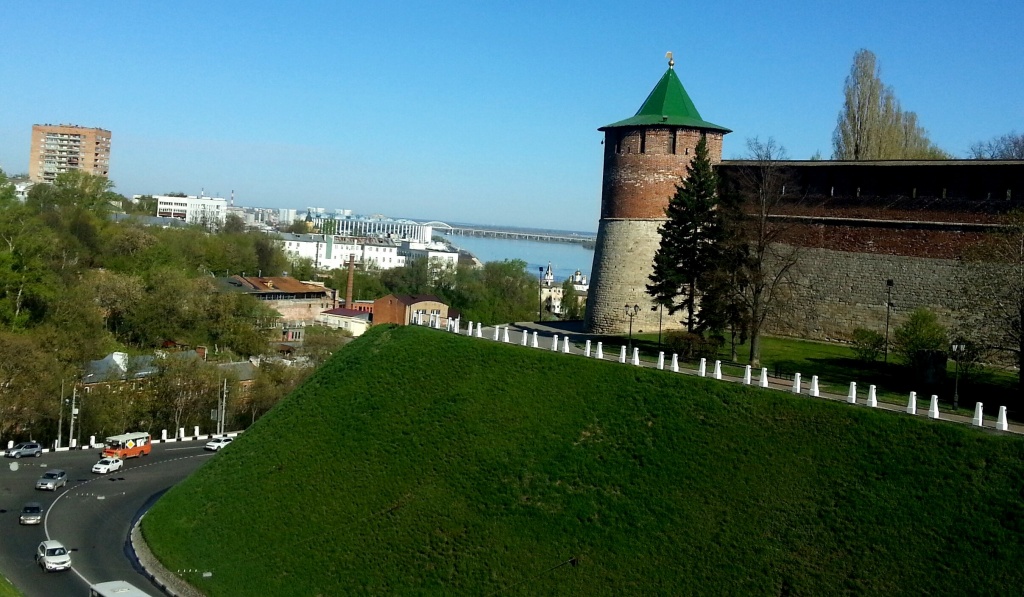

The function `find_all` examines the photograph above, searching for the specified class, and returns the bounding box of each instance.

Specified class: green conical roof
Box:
[601,66,730,133]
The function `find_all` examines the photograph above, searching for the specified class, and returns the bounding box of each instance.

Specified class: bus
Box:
[88,580,155,596]
[101,432,152,459]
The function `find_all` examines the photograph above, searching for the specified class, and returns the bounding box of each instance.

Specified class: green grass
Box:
[0,574,23,597]
[143,325,1024,596]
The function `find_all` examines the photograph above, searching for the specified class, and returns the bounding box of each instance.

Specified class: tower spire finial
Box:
[666,51,674,69]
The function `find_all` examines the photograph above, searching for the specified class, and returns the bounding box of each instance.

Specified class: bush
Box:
[851,328,886,362]
[892,308,948,368]
[664,331,722,361]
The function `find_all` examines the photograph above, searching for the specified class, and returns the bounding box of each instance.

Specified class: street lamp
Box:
[625,304,640,352]
[951,341,966,410]
[652,303,664,351]
[884,279,894,364]
[537,266,544,322]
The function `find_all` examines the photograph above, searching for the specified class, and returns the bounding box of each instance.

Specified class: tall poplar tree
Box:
[647,135,725,332]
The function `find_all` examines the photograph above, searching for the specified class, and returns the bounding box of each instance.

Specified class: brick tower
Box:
[585,55,730,334]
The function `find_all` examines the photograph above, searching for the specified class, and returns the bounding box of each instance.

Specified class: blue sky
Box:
[1,1,1020,232]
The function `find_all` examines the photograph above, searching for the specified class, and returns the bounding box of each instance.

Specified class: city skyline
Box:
[1,1,1021,232]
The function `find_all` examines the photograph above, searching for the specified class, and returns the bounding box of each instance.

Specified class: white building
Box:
[278,208,297,226]
[399,240,460,270]
[540,262,589,315]
[146,194,228,230]
[278,233,406,271]
[315,307,371,337]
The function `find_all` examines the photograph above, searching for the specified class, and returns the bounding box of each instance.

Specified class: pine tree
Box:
[647,135,726,332]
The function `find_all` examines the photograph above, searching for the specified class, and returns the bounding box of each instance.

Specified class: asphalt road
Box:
[0,443,211,596]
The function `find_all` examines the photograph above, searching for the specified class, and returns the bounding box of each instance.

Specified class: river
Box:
[439,233,595,282]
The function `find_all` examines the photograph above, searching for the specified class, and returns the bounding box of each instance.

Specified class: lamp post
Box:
[625,304,640,352]
[951,341,966,410]
[537,266,544,322]
[884,279,894,364]
[652,303,663,351]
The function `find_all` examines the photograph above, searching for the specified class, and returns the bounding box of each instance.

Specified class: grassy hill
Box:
[142,325,1024,596]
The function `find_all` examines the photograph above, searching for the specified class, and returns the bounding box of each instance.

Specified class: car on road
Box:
[205,437,233,451]
[35,469,67,491]
[36,540,71,572]
[5,442,42,458]
[92,457,124,474]
[19,502,44,525]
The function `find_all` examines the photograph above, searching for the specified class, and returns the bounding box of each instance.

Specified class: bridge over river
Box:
[422,221,596,246]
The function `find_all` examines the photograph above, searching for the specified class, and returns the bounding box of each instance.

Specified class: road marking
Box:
[165,447,201,451]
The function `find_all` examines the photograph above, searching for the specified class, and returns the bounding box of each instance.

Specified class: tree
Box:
[223,214,247,234]
[969,132,1024,159]
[0,168,15,206]
[560,278,583,320]
[0,205,60,328]
[647,134,728,332]
[832,49,948,160]
[892,308,948,367]
[727,138,802,368]
[0,333,60,440]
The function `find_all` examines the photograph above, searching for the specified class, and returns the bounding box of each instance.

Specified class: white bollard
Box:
[521,329,528,346]
[503,327,510,343]
[531,331,539,348]
[907,392,917,415]
[70,438,77,449]
[972,402,984,427]
[584,340,592,357]
[493,326,500,341]
[596,342,604,360]
[699,358,707,377]
[179,427,185,439]
[671,354,679,373]
[713,360,722,380]
[161,429,168,441]
[551,334,559,351]
[475,322,483,338]
[89,435,96,448]
[632,347,640,366]
[928,395,940,419]
[867,385,877,408]
[563,337,570,353]
[193,426,200,438]
[743,365,751,385]
[6,440,12,450]
[792,373,801,394]
[847,382,857,404]
[618,346,627,364]
[657,352,665,370]
[810,375,819,397]
[466,321,474,336]
[996,406,1009,431]
[760,367,769,388]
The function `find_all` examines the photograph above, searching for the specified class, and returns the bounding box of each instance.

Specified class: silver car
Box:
[20,502,44,525]
[5,442,42,458]
[35,469,67,491]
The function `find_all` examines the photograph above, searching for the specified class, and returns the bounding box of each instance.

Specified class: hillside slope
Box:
[143,325,1024,596]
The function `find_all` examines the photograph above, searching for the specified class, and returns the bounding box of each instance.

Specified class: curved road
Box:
[0,444,210,596]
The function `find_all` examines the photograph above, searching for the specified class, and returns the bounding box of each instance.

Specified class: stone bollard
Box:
[89,435,96,448]
[475,322,483,338]
[847,382,857,404]
[996,406,1009,431]
[179,427,185,440]
[618,346,626,364]
[596,342,604,360]
[503,327,510,343]
[551,334,559,351]
[657,352,665,370]
[792,373,801,394]
[193,426,200,438]
[743,365,751,385]
[810,375,819,397]
[928,395,940,419]
[699,358,707,377]
[493,326,500,341]
[521,329,528,346]
[760,367,769,388]
[563,337,570,353]
[161,429,168,441]
[6,440,12,450]
[867,385,877,408]
[70,439,77,449]
[466,321,474,336]
[455,318,461,333]
[531,332,539,348]
[584,340,592,357]
[972,402,984,427]
[632,347,640,366]
[671,354,679,373]
[713,360,722,380]
[907,392,917,415]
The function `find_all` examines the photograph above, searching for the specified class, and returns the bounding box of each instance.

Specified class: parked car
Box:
[92,457,123,474]
[36,540,71,572]
[205,437,233,451]
[20,502,44,525]
[35,469,67,491]
[5,442,42,458]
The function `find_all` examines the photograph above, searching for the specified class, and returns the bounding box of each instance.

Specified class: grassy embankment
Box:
[143,325,1024,596]
[0,575,22,597]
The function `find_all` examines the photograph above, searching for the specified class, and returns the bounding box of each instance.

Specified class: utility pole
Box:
[219,379,228,435]
[56,381,64,450]
[68,386,77,448]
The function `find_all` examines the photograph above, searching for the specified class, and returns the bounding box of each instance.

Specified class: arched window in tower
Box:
[640,130,647,154]
[670,129,678,155]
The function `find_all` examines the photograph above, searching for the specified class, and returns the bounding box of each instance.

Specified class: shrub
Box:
[892,308,947,368]
[851,328,886,362]
[665,331,703,360]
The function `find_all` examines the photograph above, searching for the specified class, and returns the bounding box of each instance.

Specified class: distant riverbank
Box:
[439,233,595,282]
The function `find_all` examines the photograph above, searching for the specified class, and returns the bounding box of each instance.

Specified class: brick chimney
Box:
[345,254,356,308]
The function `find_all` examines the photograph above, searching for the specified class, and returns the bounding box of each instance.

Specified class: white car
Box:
[36,540,72,572]
[205,437,233,452]
[92,457,124,474]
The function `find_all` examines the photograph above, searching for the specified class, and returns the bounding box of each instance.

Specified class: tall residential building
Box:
[29,124,111,183]
[148,194,228,230]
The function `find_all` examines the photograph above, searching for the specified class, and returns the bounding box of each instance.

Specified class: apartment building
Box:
[29,124,111,183]
[278,233,407,271]
[148,194,228,230]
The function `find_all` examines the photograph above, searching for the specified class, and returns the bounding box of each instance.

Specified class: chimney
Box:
[345,254,356,308]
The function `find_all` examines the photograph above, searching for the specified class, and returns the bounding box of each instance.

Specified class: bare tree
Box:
[969,132,1024,159]
[729,138,802,368]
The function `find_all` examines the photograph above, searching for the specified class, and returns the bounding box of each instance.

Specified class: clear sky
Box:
[1,1,1021,232]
